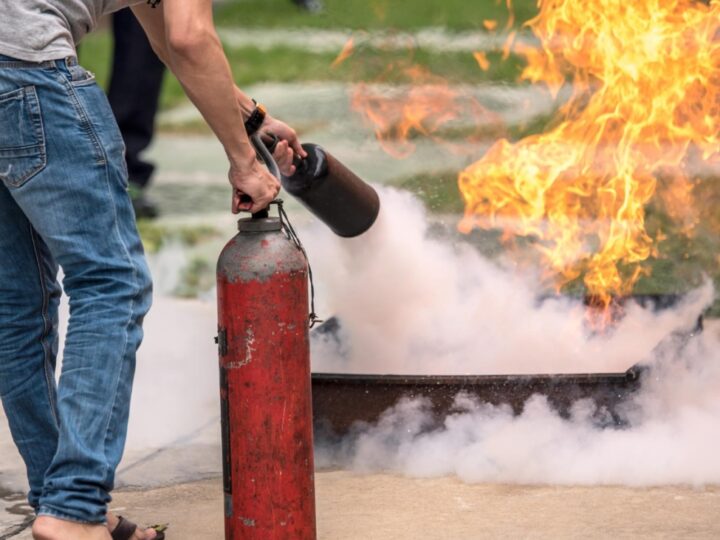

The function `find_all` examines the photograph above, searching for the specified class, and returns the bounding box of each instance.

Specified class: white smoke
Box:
[303,187,720,486]
[119,187,720,488]
[2,187,715,492]
[315,326,720,486]
[306,188,711,375]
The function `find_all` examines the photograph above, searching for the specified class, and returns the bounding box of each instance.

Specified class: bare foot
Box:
[106,512,160,540]
[32,515,111,540]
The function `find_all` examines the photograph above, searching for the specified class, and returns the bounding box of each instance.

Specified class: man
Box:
[108,0,321,221]
[0,1,304,539]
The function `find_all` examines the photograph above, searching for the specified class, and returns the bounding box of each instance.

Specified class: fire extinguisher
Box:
[216,137,316,539]
[216,134,379,539]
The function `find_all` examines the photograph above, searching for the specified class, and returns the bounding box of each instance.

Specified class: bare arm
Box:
[131,0,278,213]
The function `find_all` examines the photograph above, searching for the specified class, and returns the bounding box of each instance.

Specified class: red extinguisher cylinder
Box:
[216,213,316,539]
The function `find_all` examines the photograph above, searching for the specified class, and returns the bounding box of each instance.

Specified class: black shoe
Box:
[293,0,324,13]
[128,184,159,219]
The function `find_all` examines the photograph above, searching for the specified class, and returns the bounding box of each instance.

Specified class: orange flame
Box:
[473,51,491,72]
[331,36,356,69]
[459,0,720,314]
[344,48,503,159]
[504,0,515,30]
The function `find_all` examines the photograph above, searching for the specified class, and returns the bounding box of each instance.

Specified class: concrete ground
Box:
[125,475,720,539]
[6,474,718,539]
[127,474,720,539]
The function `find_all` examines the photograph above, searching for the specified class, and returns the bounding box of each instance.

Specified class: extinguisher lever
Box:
[240,133,281,220]
[251,133,281,181]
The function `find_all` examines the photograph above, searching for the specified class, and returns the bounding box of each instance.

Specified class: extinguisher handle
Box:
[251,133,281,181]
[239,133,280,219]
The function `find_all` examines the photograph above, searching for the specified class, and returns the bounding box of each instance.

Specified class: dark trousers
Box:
[107,9,165,189]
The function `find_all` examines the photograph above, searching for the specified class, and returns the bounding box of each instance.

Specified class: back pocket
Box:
[0,86,46,188]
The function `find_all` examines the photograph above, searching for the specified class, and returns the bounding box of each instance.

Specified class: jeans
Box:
[0,55,152,523]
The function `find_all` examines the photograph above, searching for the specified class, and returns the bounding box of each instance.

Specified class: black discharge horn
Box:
[281,143,381,238]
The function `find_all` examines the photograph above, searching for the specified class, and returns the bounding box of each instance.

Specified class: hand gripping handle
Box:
[241,134,281,219]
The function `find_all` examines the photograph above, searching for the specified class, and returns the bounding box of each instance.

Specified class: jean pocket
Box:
[0,86,47,188]
[67,64,96,87]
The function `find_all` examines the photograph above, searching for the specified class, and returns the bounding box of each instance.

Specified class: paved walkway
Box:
[216,27,537,54]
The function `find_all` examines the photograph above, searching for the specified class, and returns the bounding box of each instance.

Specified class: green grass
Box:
[225,45,524,84]
[78,33,188,110]
[78,33,111,96]
[175,257,215,298]
[640,187,720,316]
[79,36,527,106]
[137,221,220,253]
[214,0,538,31]
[137,224,220,297]
[78,0,536,112]
[400,169,464,214]
[80,0,718,313]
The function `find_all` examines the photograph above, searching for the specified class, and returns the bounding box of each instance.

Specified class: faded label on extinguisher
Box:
[220,366,232,502]
[224,494,233,519]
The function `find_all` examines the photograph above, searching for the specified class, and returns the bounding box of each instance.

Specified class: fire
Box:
[337,50,503,159]
[473,51,490,72]
[459,0,720,314]
[331,36,356,69]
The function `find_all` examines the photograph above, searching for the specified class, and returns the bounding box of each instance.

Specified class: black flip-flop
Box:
[111,515,167,540]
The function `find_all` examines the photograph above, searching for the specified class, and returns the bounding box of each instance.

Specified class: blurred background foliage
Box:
[78,0,719,314]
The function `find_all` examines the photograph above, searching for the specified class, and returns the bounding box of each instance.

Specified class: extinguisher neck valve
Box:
[237,216,282,233]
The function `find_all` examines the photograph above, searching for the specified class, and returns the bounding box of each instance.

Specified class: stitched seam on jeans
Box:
[69,78,97,88]
[0,87,25,103]
[0,144,44,157]
[29,226,59,427]
[99,156,139,486]
[26,87,47,160]
[54,71,106,165]
[37,506,105,525]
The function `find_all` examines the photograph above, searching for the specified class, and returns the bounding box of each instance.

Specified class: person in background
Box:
[0,0,304,538]
[293,0,324,12]
[108,9,165,219]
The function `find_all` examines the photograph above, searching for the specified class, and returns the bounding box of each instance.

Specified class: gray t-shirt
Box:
[0,0,143,62]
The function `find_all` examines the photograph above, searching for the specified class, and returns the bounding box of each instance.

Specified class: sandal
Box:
[111,515,167,540]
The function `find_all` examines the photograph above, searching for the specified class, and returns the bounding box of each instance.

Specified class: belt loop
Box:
[65,56,78,68]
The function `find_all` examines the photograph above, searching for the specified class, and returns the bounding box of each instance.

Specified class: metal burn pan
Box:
[310,296,703,436]
[311,369,643,436]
